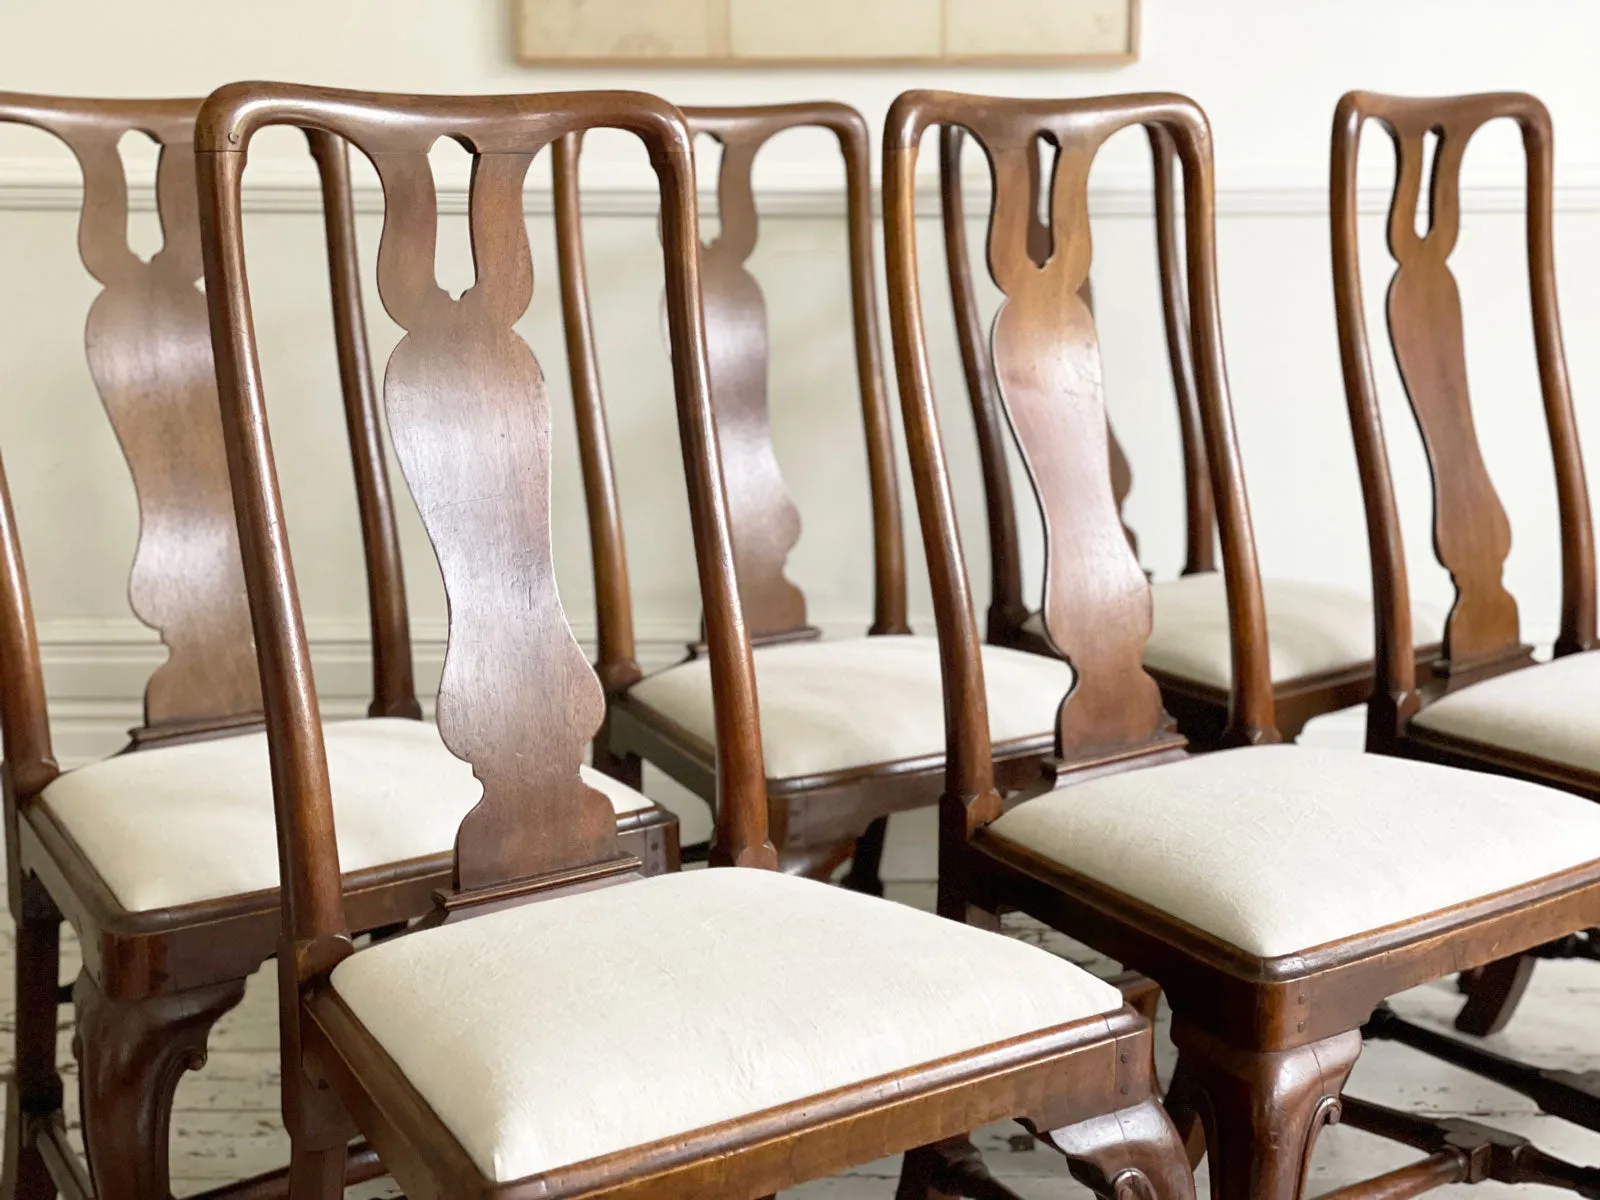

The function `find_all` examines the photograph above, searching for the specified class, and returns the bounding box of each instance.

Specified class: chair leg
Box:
[1161,1055,1208,1169]
[840,815,889,896]
[287,1147,346,1198]
[894,1143,960,1200]
[1455,953,1536,1036]
[3,880,63,1200]
[72,970,247,1200]
[1169,1018,1361,1200]
[1039,1096,1197,1200]
[593,711,643,791]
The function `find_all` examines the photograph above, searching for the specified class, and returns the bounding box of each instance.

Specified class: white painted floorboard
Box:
[8,723,1600,1196]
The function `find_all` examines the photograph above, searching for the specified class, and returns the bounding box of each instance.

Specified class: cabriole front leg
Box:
[1171,1019,1361,1200]
[72,971,247,1200]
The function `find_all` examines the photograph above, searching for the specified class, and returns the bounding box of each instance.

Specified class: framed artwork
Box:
[514,0,1140,66]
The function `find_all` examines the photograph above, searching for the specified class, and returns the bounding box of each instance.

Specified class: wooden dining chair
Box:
[197,79,1195,1200]
[886,87,1600,1200]
[0,93,676,1200]
[554,102,1074,891]
[1334,89,1600,1038]
[940,123,1446,746]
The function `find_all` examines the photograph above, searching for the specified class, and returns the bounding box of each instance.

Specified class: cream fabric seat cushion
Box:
[988,744,1600,959]
[41,718,653,913]
[1412,650,1600,773]
[626,635,1073,780]
[331,868,1121,1183]
[1023,574,1446,690]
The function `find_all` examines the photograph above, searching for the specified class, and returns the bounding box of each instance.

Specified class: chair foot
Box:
[840,816,889,896]
[73,970,247,1200]
[1170,1018,1361,1200]
[1455,954,1536,1036]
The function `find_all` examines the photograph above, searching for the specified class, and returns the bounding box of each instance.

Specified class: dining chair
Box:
[940,123,1446,746]
[554,102,1074,891]
[1334,89,1600,1039]
[885,87,1600,1200]
[197,79,1196,1200]
[0,93,674,1200]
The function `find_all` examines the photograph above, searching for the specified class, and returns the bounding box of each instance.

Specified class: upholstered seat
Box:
[1410,650,1600,772]
[986,744,1600,958]
[330,867,1121,1183]
[1025,575,1446,689]
[40,718,653,912]
[625,635,1075,780]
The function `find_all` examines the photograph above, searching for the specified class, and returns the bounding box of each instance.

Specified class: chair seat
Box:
[625,634,1074,781]
[40,717,653,913]
[1023,574,1446,690]
[329,867,1121,1183]
[1410,650,1600,775]
[986,744,1600,959]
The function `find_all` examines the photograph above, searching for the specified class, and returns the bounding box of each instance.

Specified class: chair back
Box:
[1331,90,1594,740]
[882,90,1277,822]
[940,122,1214,648]
[554,102,906,672]
[194,84,770,965]
[0,94,417,756]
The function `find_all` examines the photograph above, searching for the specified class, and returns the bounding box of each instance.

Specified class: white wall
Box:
[2,0,1600,766]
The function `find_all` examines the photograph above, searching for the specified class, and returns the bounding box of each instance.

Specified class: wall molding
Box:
[37,612,1557,768]
[4,156,1600,219]
[35,613,903,765]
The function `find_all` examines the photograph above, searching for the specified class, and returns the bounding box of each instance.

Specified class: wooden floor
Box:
[9,707,1600,1196]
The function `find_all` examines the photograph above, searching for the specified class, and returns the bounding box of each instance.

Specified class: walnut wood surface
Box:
[552,132,642,697]
[887,86,1600,1200]
[894,90,1277,779]
[0,92,674,1200]
[1148,126,1216,577]
[699,104,910,644]
[0,95,420,740]
[558,103,935,883]
[691,111,808,639]
[1333,88,1600,1041]
[1333,89,1595,724]
[0,96,259,731]
[199,81,1184,1200]
[940,123,1212,651]
[943,109,1442,747]
[304,129,421,721]
[197,82,765,918]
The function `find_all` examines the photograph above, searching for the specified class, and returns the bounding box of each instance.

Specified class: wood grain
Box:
[1332,87,1600,1050]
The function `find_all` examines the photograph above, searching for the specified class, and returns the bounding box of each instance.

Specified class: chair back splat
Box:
[885,91,1279,799]
[940,119,1215,653]
[1331,91,1596,742]
[556,103,908,654]
[0,94,417,748]
[195,83,772,941]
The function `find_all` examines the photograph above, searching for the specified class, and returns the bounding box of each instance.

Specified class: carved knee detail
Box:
[73,971,247,1200]
[1039,1097,1197,1200]
[1170,1019,1361,1200]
